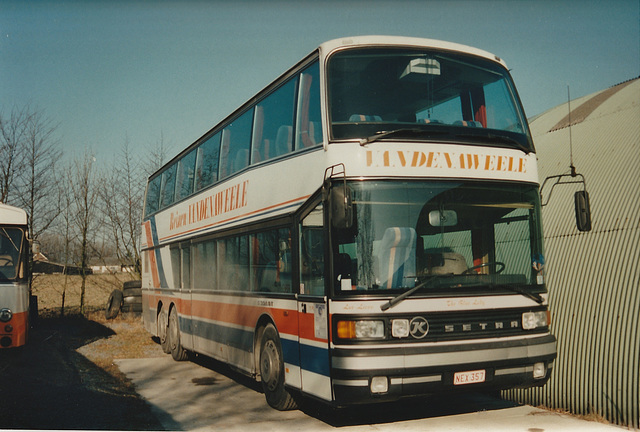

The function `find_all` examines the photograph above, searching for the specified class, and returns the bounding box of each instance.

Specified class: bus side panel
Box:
[141,287,156,335]
[297,300,332,401]
[188,295,300,378]
[141,217,172,336]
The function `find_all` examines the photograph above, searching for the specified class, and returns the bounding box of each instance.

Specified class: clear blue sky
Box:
[1,0,639,163]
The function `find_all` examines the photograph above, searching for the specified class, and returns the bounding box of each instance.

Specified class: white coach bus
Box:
[141,36,556,410]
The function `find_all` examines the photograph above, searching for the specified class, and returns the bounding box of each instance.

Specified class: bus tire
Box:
[259,324,298,410]
[168,307,189,361]
[105,290,123,319]
[157,309,170,353]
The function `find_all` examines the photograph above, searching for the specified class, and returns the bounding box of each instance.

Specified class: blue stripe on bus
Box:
[281,338,301,367]
[299,342,330,376]
[187,317,255,352]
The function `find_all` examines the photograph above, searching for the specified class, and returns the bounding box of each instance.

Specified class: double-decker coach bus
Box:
[141,36,556,410]
[0,203,31,348]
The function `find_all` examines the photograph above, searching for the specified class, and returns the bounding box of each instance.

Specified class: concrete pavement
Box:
[116,356,623,431]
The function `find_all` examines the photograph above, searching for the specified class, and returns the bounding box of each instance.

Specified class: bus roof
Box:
[0,203,28,226]
[147,35,511,181]
[318,35,508,69]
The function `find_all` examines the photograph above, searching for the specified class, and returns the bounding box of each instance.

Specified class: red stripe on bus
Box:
[146,293,306,339]
[190,299,299,335]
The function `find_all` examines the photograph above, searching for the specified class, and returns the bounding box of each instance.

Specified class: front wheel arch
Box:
[259,323,298,410]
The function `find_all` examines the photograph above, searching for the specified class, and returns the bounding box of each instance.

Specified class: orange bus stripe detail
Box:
[143,221,161,288]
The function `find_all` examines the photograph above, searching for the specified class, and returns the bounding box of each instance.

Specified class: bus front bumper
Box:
[330,334,556,404]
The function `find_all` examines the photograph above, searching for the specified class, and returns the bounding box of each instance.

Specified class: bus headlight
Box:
[392,319,410,338]
[337,320,385,339]
[522,311,548,330]
[0,308,12,322]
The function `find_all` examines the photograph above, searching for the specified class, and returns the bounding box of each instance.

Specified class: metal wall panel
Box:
[504,78,640,429]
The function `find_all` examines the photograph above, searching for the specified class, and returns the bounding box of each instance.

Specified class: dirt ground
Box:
[0,274,165,430]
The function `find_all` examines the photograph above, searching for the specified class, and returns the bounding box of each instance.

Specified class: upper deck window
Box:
[328,48,533,152]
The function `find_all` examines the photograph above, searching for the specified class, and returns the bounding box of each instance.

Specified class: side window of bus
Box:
[160,164,177,209]
[169,243,191,290]
[300,203,324,295]
[170,246,181,290]
[219,110,253,180]
[218,235,250,291]
[145,175,162,215]
[192,239,217,291]
[252,79,297,164]
[175,148,197,201]
[181,244,191,291]
[251,228,292,293]
[295,61,323,150]
[195,132,221,192]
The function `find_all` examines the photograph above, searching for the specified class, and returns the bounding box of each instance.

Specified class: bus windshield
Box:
[0,227,24,281]
[328,48,533,152]
[332,181,545,295]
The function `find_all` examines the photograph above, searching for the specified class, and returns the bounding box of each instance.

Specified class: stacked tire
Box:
[105,280,142,319]
[121,280,142,314]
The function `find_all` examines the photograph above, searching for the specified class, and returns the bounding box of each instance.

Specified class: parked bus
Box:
[0,203,31,348]
[141,36,556,410]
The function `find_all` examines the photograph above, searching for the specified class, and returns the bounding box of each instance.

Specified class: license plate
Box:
[453,369,486,385]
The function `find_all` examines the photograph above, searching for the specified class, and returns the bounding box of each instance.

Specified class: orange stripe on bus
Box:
[143,221,161,288]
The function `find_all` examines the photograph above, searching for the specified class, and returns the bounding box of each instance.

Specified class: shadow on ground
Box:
[0,316,166,430]
[191,351,519,428]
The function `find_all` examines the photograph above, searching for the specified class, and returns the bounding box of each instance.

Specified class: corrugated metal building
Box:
[504,78,640,429]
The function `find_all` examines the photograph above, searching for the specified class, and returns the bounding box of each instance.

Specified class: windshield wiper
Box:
[380,278,544,311]
[497,284,544,304]
[380,276,438,311]
[359,128,447,146]
[455,132,532,154]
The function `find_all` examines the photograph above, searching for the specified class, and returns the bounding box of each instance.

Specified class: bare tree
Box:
[144,131,172,178]
[14,108,63,240]
[0,106,29,203]
[58,178,75,317]
[100,139,145,277]
[67,152,98,315]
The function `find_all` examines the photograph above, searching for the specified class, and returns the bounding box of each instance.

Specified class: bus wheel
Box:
[259,324,297,410]
[168,307,188,361]
[157,309,170,354]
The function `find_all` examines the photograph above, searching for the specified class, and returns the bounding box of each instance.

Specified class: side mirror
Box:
[330,184,353,230]
[574,190,592,232]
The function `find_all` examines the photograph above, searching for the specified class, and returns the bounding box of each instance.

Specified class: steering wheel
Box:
[463,261,505,275]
